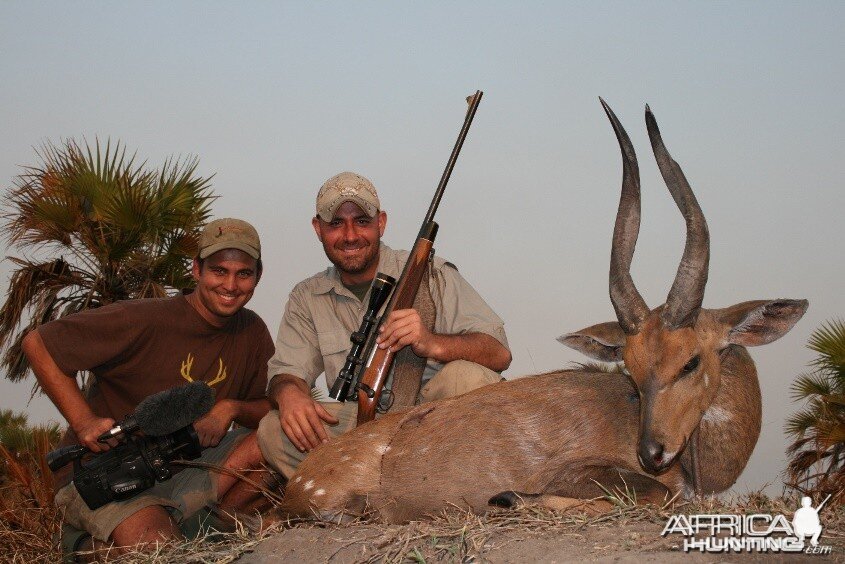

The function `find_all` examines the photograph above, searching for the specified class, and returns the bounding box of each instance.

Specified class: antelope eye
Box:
[681,355,700,375]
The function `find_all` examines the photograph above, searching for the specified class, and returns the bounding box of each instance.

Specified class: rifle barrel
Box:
[422,90,483,229]
[355,90,484,424]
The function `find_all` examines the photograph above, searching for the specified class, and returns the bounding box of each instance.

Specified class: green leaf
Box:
[1,138,217,384]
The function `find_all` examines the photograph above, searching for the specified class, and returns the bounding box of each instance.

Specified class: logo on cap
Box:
[216,225,245,238]
[316,171,380,222]
[197,218,261,259]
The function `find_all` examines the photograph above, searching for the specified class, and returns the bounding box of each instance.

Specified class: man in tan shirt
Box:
[258,172,511,478]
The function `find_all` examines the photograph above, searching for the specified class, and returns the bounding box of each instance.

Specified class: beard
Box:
[323,239,380,277]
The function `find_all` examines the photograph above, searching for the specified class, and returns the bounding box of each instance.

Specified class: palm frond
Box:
[824,394,845,408]
[0,410,29,430]
[787,448,828,477]
[785,406,825,437]
[786,434,813,457]
[790,372,833,401]
[808,319,845,375]
[0,422,61,454]
[0,138,216,383]
[0,258,81,349]
[815,419,845,446]
[785,318,845,503]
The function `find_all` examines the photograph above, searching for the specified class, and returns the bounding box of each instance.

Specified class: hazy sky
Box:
[1,2,843,495]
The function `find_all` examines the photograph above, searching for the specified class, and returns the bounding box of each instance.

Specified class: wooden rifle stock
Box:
[356,90,483,425]
[356,234,435,423]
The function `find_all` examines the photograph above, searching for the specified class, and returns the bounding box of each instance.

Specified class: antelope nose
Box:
[639,440,668,473]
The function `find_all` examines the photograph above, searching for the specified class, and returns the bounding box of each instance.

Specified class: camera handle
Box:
[46,444,89,472]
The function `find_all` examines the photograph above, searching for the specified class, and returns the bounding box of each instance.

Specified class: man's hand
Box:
[194,400,235,448]
[377,308,437,357]
[272,376,338,452]
[376,311,512,372]
[73,414,117,453]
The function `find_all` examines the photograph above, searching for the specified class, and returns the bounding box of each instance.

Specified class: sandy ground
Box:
[236,514,843,563]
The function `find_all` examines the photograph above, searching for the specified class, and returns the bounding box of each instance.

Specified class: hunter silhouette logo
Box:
[662,494,833,554]
[180,353,228,387]
[793,495,831,548]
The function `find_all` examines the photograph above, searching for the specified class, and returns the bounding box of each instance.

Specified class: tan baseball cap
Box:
[316,171,380,222]
[197,218,261,259]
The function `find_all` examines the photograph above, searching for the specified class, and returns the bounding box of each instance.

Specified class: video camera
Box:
[46,381,215,510]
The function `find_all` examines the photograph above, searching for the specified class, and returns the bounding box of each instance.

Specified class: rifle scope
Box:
[329,272,396,401]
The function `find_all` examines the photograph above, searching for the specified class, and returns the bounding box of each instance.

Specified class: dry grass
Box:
[75,522,271,563]
[3,439,843,564]
[91,491,845,563]
[0,439,63,563]
[280,492,845,563]
[316,503,664,563]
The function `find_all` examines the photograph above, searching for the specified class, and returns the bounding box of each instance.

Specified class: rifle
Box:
[351,90,484,425]
[815,494,832,514]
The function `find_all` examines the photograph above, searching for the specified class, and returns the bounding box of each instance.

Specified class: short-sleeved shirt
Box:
[38,293,274,486]
[268,243,509,389]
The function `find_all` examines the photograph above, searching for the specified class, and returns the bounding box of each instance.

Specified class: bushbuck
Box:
[271,100,808,523]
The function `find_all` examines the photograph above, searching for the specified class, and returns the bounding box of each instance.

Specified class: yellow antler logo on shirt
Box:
[180,353,228,387]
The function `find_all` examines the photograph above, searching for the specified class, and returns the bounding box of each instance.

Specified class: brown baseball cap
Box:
[316,171,380,222]
[197,218,261,259]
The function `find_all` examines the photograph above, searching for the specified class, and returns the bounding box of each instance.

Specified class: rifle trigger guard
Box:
[358,383,376,399]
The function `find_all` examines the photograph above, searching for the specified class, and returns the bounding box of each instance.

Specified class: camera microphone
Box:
[98,381,215,442]
[48,382,216,510]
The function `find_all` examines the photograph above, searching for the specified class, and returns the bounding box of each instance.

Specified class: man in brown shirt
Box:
[22,218,273,552]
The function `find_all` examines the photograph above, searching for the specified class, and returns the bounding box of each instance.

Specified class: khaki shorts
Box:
[55,427,250,542]
[258,360,501,478]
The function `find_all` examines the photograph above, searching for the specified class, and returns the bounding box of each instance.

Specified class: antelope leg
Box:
[548,466,674,505]
[489,491,614,514]
[489,466,674,513]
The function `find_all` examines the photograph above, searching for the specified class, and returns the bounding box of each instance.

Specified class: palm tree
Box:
[0,139,215,383]
[785,319,845,503]
[0,409,60,458]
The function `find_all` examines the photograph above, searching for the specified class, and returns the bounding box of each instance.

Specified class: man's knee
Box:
[223,430,263,470]
[110,505,181,547]
[256,404,359,478]
[256,409,309,478]
[56,482,176,544]
[257,410,283,454]
[215,431,268,501]
[420,360,502,402]
[256,410,285,472]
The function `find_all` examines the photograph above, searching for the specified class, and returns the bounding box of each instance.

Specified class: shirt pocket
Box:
[317,329,351,387]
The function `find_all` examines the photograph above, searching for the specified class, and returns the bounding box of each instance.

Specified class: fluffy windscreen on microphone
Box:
[135,381,216,436]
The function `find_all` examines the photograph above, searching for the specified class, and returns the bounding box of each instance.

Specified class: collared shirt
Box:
[268,243,509,389]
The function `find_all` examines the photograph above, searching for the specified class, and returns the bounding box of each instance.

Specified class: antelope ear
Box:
[558,321,626,362]
[717,299,809,347]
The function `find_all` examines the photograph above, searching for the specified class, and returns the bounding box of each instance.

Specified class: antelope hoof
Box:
[489,491,530,509]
